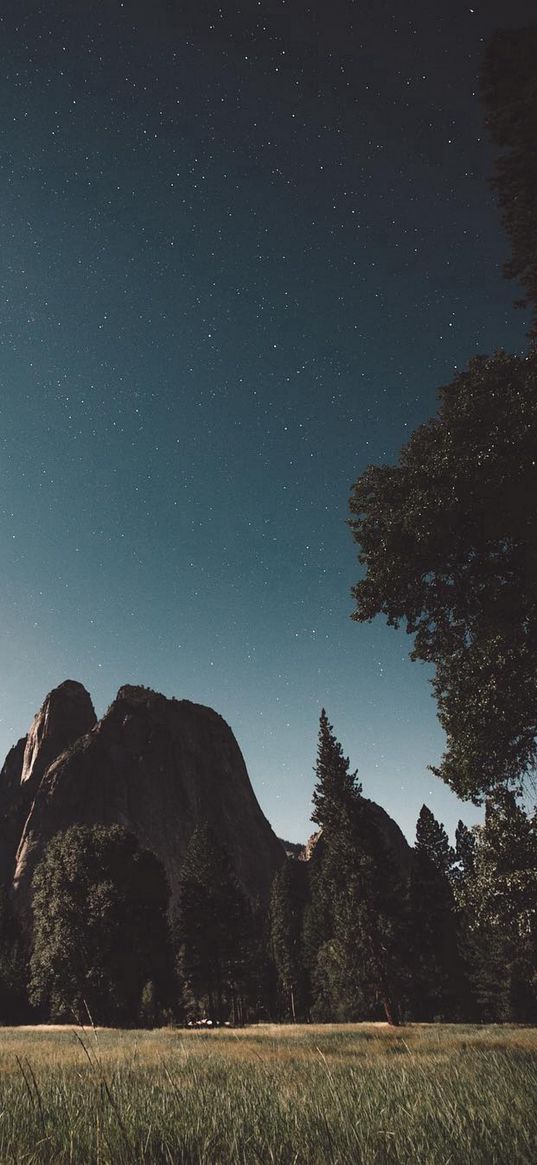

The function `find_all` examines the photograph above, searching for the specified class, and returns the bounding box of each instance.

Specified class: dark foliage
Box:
[270,857,310,1020]
[409,807,468,1020]
[350,350,537,801]
[29,825,174,1025]
[0,889,30,1023]
[306,712,409,1025]
[453,791,537,1022]
[176,825,258,1024]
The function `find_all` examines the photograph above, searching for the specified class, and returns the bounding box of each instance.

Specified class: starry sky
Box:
[1,0,535,846]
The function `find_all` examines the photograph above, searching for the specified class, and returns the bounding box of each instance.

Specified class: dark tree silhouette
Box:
[177,824,255,1024]
[409,806,466,1020]
[30,825,173,1024]
[270,858,309,1021]
[350,350,537,801]
[454,791,537,1021]
[308,711,408,1025]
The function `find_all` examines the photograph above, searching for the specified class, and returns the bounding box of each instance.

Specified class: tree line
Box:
[0,708,535,1027]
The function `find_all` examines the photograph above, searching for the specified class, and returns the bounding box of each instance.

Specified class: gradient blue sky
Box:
[1,0,535,845]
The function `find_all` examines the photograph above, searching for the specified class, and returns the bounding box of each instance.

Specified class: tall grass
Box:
[0,1024,535,1163]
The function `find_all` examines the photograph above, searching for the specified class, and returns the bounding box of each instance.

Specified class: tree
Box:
[415,806,454,878]
[349,350,537,801]
[0,887,29,1023]
[307,712,408,1024]
[455,791,537,1021]
[269,858,309,1021]
[177,825,256,1024]
[409,806,466,1020]
[29,825,174,1025]
[453,820,476,887]
[312,709,359,830]
[481,27,537,340]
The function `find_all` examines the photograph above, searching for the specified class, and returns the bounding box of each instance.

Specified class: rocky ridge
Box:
[1,681,284,924]
[1,681,413,930]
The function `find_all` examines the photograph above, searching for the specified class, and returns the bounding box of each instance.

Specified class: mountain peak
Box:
[20,680,97,786]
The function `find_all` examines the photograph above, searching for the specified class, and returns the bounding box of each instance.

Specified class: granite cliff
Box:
[300,798,412,875]
[0,681,97,890]
[0,681,284,923]
[1,681,413,932]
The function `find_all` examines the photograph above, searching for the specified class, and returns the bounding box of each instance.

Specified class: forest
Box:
[0,705,535,1029]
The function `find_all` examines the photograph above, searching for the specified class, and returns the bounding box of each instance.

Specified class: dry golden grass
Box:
[1,1019,536,1071]
[0,1023,535,1163]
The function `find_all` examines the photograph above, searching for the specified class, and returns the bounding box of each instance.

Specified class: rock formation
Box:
[0,681,97,890]
[1,681,284,925]
[300,798,412,875]
[1,680,413,935]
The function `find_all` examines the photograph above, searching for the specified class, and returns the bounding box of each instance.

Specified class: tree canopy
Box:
[311,708,360,830]
[307,711,407,1024]
[177,824,256,1024]
[30,825,173,1025]
[269,858,309,1021]
[453,791,537,1021]
[349,350,537,801]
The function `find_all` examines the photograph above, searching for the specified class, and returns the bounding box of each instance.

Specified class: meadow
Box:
[0,1022,535,1164]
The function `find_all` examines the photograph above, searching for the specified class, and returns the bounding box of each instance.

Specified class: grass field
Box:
[0,1022,535,1164]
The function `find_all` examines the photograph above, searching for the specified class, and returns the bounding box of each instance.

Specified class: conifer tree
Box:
[416,806,454,876]
[455,792,537,1021]
[453,820,476,886]
[312,709,359,830]
[177,825,255,1024]
[308,711,407,1025]
[409,806,466,1020]
[269,858,309,1021]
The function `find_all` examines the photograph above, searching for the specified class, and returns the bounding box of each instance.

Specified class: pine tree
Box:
[416,806,454,876]
[177,825,255,1024]
[269,858,309,1021]
[456,792,537,1021]
[453,820,476,886]
[409,806,466,1020]
[311,709,359,830]
[308,711,407,1024]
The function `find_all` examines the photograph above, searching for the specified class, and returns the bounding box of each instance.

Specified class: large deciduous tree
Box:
[349,350,537,801]
[29,825,173,1025]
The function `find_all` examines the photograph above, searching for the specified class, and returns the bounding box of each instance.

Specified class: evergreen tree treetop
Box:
[453,820,477,887]
[312,709,361,830]
[415,806,454,876]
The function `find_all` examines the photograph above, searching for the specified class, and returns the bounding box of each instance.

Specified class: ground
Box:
[0,1023,535,1163]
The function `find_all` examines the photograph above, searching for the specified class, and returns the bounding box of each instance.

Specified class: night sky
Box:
[1,0,535,846]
